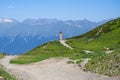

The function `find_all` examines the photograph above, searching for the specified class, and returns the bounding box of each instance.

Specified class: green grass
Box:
[85,49,120,76]
[0,65,17,80]
[0,54,5,59]
[10,41,73,64]
[10,41,104,64]
[66,18,120,76]
[0,54,17,80]
[66,18,120,51]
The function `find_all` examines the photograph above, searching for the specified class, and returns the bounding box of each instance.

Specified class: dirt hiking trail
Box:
[0,56,119,80]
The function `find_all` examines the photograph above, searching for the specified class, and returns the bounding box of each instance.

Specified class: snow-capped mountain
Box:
[0,18,15,23]
[0,18,110,54]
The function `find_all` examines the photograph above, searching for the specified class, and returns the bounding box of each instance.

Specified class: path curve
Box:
[59,40,73,49]
[0,56,119,80]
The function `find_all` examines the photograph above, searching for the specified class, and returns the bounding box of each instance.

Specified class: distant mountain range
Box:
[0,18,111,54]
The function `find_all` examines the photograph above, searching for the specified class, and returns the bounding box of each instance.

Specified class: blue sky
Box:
[0,0,120,22]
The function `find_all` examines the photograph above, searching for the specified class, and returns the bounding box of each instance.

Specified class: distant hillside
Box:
[11,18,120,76]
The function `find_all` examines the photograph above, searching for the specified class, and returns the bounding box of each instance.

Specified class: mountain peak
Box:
[0,18,15,23]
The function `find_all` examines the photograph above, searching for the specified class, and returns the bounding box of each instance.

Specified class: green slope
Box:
[85,49,120,76]
[66,17,120,51]
[10,41,74,64]
[11,18,120,76]
[66,18,120,76]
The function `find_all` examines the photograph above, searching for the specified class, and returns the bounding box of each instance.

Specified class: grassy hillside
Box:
[85,49,120,76]
[66,18,120,76]
[10,40,105,64]
[11,18,120,76]
[66,17,120,51]
[11,41,73,64]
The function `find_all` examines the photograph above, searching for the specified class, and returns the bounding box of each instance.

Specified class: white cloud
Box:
[8,5,15,9]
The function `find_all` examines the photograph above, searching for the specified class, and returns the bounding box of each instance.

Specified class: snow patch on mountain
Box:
[0,18,14,23]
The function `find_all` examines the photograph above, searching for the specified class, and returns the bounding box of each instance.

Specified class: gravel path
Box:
[60,40,73,49]
[0,56,119,80]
